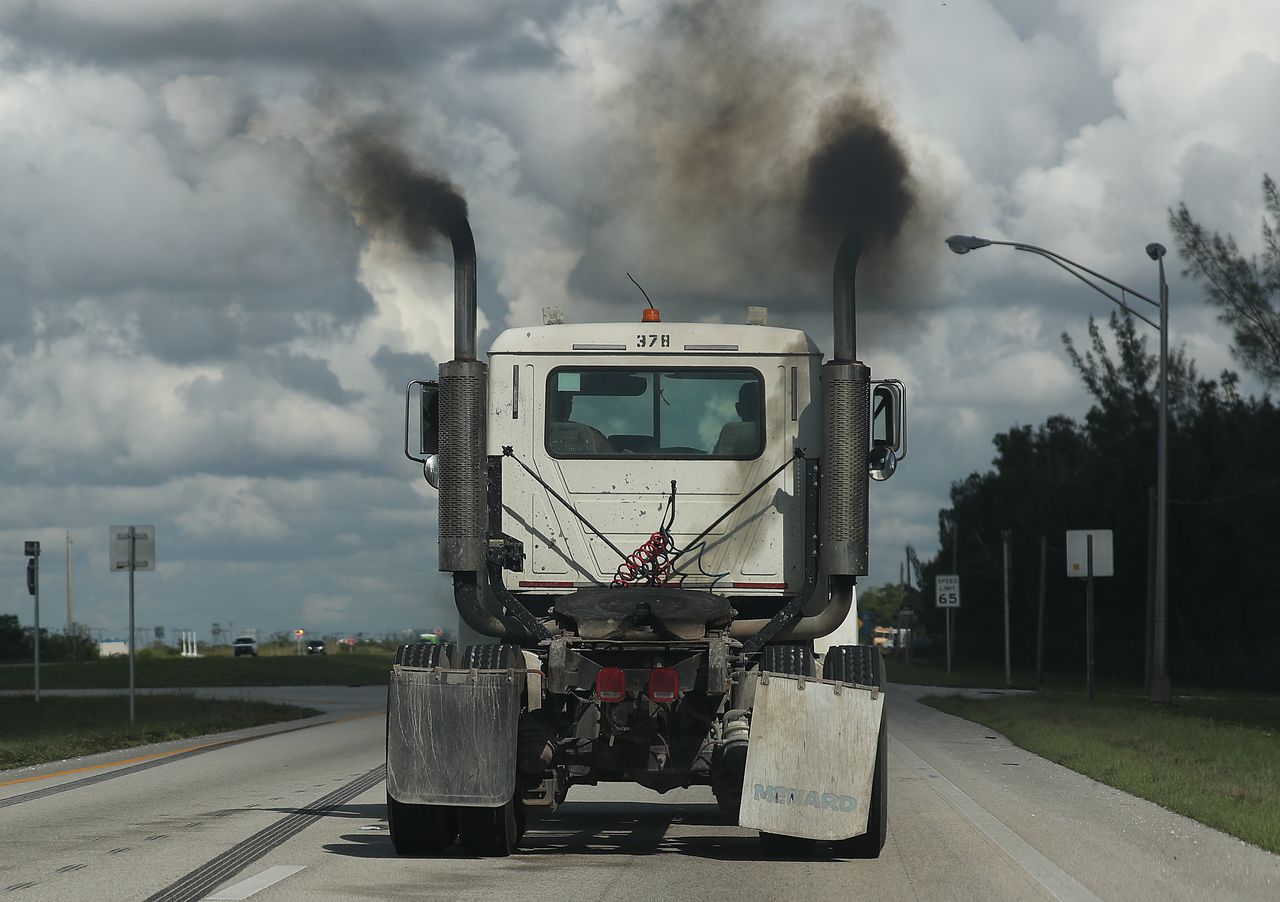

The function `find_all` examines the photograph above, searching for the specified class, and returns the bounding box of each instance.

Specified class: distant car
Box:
[306,639,326,655]
[232,636,258,657]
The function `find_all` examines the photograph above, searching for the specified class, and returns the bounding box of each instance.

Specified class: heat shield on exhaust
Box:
[386,666,520,807]
[738,672,883,840]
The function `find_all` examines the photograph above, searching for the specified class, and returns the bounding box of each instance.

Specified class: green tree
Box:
[857,584,909,630]
[0,615,97,661]
[1170,175,1280,386]
[0,614,25,660]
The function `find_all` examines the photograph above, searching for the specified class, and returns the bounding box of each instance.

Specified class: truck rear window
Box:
[545,367,764,459]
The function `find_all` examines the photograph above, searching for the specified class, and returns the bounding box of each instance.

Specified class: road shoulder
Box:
[889,683,1280,901]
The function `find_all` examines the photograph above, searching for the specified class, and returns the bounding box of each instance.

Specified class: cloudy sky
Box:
[2,0,1276,642]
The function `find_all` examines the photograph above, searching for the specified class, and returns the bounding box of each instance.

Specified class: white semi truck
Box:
[389,217,906,857]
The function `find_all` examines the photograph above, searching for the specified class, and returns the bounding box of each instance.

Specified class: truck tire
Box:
[456,643,527,856]
[394,642,450,668]
[457,799,521,856]
[461,644,523,669]
[821,644,883,687]
[387,792,457,855]
[760,643,814,676]
[824,645,888,859]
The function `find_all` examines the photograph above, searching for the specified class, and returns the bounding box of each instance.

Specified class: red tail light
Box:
[595,667,627,703]
[648,667,679,703]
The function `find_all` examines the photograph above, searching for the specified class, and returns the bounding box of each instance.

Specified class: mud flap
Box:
[386,666,520,807]
[738,672,884,840]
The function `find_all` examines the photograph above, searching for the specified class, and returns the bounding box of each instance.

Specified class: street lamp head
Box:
[946,234,991,255]
[1145,242,1166,261]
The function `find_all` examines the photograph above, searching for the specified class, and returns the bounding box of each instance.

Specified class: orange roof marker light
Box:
[627,273,660,322]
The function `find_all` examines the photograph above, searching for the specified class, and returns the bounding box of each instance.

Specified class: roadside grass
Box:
[922,689,1280,854]
[0,652,394,691]
[0,695,320,770]
[884,656,1147,693]
[885,656,1051,690]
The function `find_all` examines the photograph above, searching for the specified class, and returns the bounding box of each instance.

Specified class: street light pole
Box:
[1151,245,1171,703]
[946,234,1172,703]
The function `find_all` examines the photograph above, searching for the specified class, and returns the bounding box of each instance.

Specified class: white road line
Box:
[889,738,1102,902]
[204,865,306,900]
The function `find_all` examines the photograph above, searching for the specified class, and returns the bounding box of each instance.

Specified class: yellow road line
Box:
[0,709,382,789]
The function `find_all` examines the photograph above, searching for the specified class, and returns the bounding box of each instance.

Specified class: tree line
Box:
[0,614,99,662]
[904,177,1280,690]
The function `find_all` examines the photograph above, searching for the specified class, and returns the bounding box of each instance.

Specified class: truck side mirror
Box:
[870,380,907,461]
[405,380,440,475]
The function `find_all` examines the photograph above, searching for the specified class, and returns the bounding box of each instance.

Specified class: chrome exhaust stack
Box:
[820,232,870,577]
[437,220,488,573]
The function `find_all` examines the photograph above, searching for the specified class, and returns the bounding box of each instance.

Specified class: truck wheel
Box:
[394,642,450,668]
[821,644,883,687]
[387,792,457,855]
[457,799,521,856]
[824,645,888,859]
[829,708,888,858]
[756,644,818,852]
[760,643,814,676]
[461,644,523,669]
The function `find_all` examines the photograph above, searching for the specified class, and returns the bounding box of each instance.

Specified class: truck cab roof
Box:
[488,322,822,358]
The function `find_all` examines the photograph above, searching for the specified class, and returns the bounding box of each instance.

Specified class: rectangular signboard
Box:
[935,574,961,608]
[109,525,156,572]
[1066,529,1113,578]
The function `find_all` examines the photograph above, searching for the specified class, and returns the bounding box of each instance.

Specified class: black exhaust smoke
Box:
[590,0,921,320]
[803,101,913,363]
[341,129,487,573]
[342,131,478,361]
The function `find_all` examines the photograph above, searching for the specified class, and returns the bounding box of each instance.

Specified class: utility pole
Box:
[949,520,958,674]
[1145,486,1156,693]
[66,530,74,632]
[904,545,911,664]
[1002,529,1012,688]
[1086,535,1096,704]
[1036,536,1046,686]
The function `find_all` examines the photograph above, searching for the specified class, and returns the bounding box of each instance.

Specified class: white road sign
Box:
[109,525,156,572]
[1065,529,1113,578]
[936,574,960,608]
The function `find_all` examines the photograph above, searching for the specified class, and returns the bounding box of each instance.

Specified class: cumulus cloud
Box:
[1,0,1275,636]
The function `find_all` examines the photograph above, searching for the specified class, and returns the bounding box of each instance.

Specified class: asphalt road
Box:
[1,684,1276,901]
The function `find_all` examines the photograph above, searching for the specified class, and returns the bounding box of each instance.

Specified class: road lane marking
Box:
[146,765,384,902]
[204,865,305,900]
[0,711,382,806]
[890,738,1102,902]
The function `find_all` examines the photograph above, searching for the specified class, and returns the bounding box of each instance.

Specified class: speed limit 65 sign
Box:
[936,574,961,608]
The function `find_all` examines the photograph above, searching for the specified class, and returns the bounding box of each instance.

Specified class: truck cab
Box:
[487,320,818,617]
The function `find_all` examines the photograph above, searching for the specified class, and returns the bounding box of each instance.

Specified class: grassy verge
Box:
[922,690,1280,854]
[0,695,320,770]
[0,653,394,691]
[884,657,1045,689]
